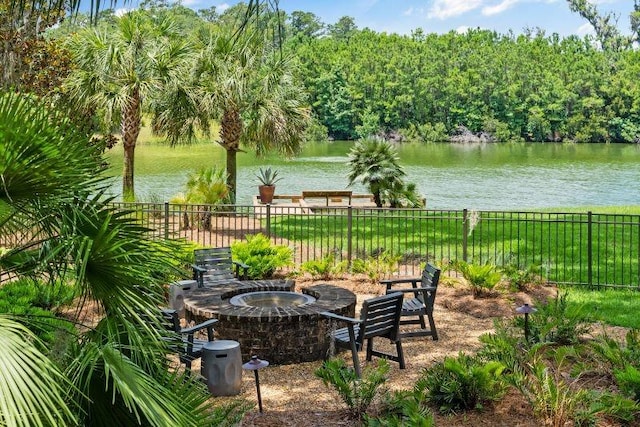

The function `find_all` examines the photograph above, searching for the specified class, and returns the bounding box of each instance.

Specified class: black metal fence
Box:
[105,202,640,289]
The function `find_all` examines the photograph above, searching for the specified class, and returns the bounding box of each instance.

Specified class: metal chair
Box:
[380,263,441,340]
[321,292,405,377]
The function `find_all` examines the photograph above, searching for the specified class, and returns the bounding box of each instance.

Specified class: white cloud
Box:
[482,0,520,16]
[576,22,595,36]
[428,0,483,19]
[217,3,230,12]
[114,8,131,16]
[182,0,199,6]
[403,7,414,16]
[456,25,470,33]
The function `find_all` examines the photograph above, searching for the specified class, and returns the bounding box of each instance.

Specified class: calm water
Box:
[104,141,640,210]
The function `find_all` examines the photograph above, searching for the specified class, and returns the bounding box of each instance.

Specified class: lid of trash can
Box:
[204,340,240,351]
[173,280,197,287]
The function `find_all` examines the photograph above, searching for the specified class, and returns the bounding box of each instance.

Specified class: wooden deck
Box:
[252,192,376,215]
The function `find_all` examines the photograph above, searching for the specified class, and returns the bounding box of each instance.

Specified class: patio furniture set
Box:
[165,246,441,380]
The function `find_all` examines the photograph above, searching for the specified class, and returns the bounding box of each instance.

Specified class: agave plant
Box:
[256,167,282,186]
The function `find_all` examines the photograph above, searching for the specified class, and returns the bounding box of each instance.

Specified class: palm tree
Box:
[347,137,407,208]
[0,93,242,425]
[153,28,310,203]
[65,10,193,201]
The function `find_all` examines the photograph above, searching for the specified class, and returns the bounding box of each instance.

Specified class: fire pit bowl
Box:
[183,280,356,365]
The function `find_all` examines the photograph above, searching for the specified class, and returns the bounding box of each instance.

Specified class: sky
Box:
[172,0,636,38]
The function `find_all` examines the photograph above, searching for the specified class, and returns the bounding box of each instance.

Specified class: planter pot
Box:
[258,185,275,204]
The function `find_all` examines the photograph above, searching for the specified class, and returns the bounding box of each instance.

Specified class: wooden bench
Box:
[301,190,353,206]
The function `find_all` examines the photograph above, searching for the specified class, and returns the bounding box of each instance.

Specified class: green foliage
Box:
[231,233,293,279]
[366,389,434,427]
[589,392,640,424]
[521,292,591,345]
[0,278,77,312]
[615,365,640,402]
[592,329,640,369]
[351,250,401,282]
[501,263,544,292]
[255,167,282,186]
[181,166,230,205]
[455,261,502,298]
[511,351,593,427]
[300,253,348,280]
[416,353,506,414]
[355,106,380,138]
[315,358,390,420]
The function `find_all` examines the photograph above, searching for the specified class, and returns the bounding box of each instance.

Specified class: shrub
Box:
[502,263,544,292]
[456,261,502,298]
[615,365,640,402]
[351,250,401,282]
[231,233,293,279]
[416,352,506,414]
[315,358,390,420]
[512,351,593,427]
[300,253,348,280]
[366,389,434,427]
[521,292,591,345]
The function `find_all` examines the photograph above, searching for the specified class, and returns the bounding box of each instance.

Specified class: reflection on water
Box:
[104,142,640,210]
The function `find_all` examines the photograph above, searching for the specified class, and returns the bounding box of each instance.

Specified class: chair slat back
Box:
[194,247,236,282]
[358,292,403,343]
[418,263,441,310]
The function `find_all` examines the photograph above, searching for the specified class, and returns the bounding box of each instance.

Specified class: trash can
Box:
[201,340,242,396]
[169,280,196,317]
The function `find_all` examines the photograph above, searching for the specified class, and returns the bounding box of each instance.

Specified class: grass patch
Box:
[563,286,640,329]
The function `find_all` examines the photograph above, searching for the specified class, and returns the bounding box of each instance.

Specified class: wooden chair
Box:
[380,263,441,340]
[162,309,217,370]
[321,292,405,378]
[192,247,249,287]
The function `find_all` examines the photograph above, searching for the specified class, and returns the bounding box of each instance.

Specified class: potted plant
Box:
[256,167,282,204]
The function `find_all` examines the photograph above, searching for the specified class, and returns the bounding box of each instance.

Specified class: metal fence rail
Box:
[55,203,640,289]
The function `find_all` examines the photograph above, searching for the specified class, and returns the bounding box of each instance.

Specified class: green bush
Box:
[520,292,591,345]
[416,352,506,414]
[231,233,293,279]
[615,365,640,402]
[366,389,434,426]
[300,253,348,280]
[456,261,502,298]
[501,263,544,292]
[315,358,390,420]
[351,250,400,282]
[0,278,77,312]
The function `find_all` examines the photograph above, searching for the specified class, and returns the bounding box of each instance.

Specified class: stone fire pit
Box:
[183,280,356,365]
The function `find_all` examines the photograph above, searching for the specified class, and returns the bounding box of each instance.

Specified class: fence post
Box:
[164,202,169,240]
[587,211,593,288]
[347,206,353,267]
[265,204,271,238]
[462,208,468,262]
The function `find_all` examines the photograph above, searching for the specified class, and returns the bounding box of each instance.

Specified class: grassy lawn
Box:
[563,286,640,329]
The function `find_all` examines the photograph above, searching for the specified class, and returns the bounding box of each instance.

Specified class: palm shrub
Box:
[0,92,232,426]
[300,253,348,280]
[502,262,544,292]
[416,352,506,414]
[231,233,293,279]
[315,358,390,420]
[351,250,401,282]
[366,389,435,427]
[456,261,502,298]
[347,137,422,207]
[520,292,591,345]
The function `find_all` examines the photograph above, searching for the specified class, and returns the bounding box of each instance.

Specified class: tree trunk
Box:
[121,90,141,201]
[220,107,242,204]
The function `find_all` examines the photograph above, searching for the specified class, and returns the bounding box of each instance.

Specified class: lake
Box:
[104,141,640,210]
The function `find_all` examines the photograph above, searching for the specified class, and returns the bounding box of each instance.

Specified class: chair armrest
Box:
[192,265,206,287]
[380,277,420,291]
[320,311,361,325]
[385,286,436,295]
[181,318,218,335]
[232,261,250,280]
